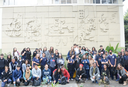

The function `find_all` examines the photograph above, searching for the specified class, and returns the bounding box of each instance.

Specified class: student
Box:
[74,44,79,55]
[49,46,54,55]
[1,66,12,87]
[53,67,63,84]
[75,64,86,83]
[108,50,117,80]
[117,63,128,85]
[26,47,31,62]
[101,54,108,69]
[32,54,40,68]
[43,47,51,60]
[21,48,27,60]
[67,47,75,60]
[96,50,103,75]
[12,65,22,86]
[61,66,70,83]
[75,54,81,71]
[9,58,17,73]
[68,55,75,80]
[101,64,109,84]
[22,59,30,73]
[42,64,51,84]
[82,55,89,80]
[0,54,6,80]
[89,54,94,68]
[56,53,65,68]
[40,53,47,70]
[32,64,41,85]
[23,65,32,86]
[54,49,59,59]
[6,54,12,67]
[33,48,38,58]
[90,62,100,84]
[47,53,56,77]
[116,52,124,67]
[124,50,128,71]
[39,48,43,57]
[92,47,97,55]
[98,45,105,54]
[12,47,20,60]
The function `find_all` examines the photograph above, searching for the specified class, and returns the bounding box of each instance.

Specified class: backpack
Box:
[33,79,40,86]
[60,76,67,85]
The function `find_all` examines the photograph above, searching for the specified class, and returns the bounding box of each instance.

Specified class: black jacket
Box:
[26,51,31,60]
[33,51,37,58]
[1,70,11,82]
[0,58,6,69]
[116,56,124,67]
[76,68,86,77]
[53,70,63,81]
[75,58,81,70]
[101,69,109,78]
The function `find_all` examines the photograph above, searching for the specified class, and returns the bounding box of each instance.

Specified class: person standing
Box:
[26,47,31,62]
[40,53,47,70]
[124,50,128,71]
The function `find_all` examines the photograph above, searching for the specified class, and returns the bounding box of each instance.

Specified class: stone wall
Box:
[2,5,120,55]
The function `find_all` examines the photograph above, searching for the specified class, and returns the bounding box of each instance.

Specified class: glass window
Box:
[61,0,66,4]
[55,0,60,4]
[93,0,100,4]
[67,0,71,4]
[73,0,77,3]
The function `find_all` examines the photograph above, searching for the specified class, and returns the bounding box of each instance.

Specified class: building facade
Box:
[0,0,125,55]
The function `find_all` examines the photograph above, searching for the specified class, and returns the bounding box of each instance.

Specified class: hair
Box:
[25,59,30,64]
[69,47,75,57]
[27,47,31,51]
[5,66,9,69]
[7,54,12,63]
[49,46,54,54]
[54,67,62,77]
[42,53,46,57]
[73,44,76,46]
[117,63,123,70]
[1,53,4,56]
[43,47,47,52]
[59,53,63,59]
[82,46,86,51]
[92,47,97,51]
[82,55,87,60]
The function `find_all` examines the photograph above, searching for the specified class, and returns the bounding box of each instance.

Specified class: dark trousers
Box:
[16,81,20,86]
[109,67,117,80]
[98,66,102,76]
[0,68,4,79]
[49,67,55,78]
[86,70,89,79]
[75,74,86,82]
[41,65,44,71]
[119,74,128,84]
[69,70,74,79]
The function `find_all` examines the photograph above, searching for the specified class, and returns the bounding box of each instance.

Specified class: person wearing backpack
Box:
[23,65,32,86]
[1,66,12,87]
[42,64,51,84]
[75,64,86,83]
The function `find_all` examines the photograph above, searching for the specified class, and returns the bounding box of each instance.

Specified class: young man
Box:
[99,45,105,54]
[12,65,22,86]
[0,54,6,80]
[90,62,100,84]
[1,66,12,87]
[32,64,41,85]
[9,58,17,73]
[108,50,117,80]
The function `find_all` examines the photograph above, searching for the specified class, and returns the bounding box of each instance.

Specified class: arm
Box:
[29,70,32,80]
[114,58,116,67]
[18,71,22,79]
[65,69,70,80]
[89,67,92,77]
[23,72,26,80]
[12,71,15,82]
[95,67,100,76]
[9,63,12,72]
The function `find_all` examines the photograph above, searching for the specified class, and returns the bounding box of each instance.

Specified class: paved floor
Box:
[0,80,127,87]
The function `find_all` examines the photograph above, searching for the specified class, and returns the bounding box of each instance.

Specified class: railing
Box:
[3,0,119,5]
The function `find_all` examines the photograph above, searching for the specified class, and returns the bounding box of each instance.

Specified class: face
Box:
[100,47,103,49]
[45,65,48,70]
[36,54,39,58]
[44,47,47,51]
[42,53,45,57]
[89,55,91,60]
[52,55,54,57]
[17,67,20,71]
[5,67,8,72]
[1,55,3,58]
[79,65,83,69]
[8,55,10,58]
[121,49,124,52]
[25,60,28,64]
[93,63,96,67]
[26,67,29,70]
[55,50,58,53]
[61,67,65,71]
[71,47,74,50]
[103,54,106,58]
[59,54,61,58]
[12,59,15,63]
[27,48,30,51]
[35,65,38,69]
[76,55,78,58]
[79,47,81,50]
[118,64,121,69]
[14,48,17,51]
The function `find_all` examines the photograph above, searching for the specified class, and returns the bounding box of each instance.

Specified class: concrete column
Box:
[119,5,125,47]
[0,0,3,49]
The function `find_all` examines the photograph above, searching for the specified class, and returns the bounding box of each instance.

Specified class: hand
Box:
[111,65,113,67]
[114,65,116,67]
[25,80,27,82]
[120,76,122,79]
[4,79,7,82]
[93,76,95,79]
[85,61,87,63]
[54,80,56,84]
[67,80,69,82]
[13,82,15,84]
[36,77,39,80]
[80,75,82,78]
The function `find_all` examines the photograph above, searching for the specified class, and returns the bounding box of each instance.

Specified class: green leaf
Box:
[114,43,119,53]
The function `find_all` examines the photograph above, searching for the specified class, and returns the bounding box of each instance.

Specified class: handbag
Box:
[33,79,40,86]
[60,76,67,85]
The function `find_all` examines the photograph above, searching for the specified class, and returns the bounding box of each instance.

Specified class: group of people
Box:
[0,44,128,87]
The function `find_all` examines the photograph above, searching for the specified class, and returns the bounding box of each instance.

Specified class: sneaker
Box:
[86,78,88,81]
[95,80,98,84]
[7,84,10,87]
[116,79,119,81]
[92,81,95,83]
[71,78,74,81]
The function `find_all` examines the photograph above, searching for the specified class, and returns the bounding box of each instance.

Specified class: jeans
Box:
[0,69,4,79]
[1,79,12,87]
[49,67,55,78]
[43,76,52,83]
[86,70,89,79]
[69,71,74,79]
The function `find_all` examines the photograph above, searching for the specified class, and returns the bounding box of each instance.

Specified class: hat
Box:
[79,64,83,67]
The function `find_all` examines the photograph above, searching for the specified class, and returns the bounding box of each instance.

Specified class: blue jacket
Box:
[67,51,75,59]
[96,54,103,66]
[48,57,56,68]
[42,69,51,78]
[40,57,47,66]
[12,69,22,82]
[82,59,89,70]
[124,55,128,60]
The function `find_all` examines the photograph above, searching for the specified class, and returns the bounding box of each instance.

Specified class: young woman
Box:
[68,55,75,80]
[101,64,109,84]
[67,47,75,60]
[22,59,30,73]
[40,53,47,70]
[43,47,51,60]
[54,49,59,59]
[12,47,20,60]
[75,64,86,83]
[1,66,12,87]
[82,55,89,80]
[101,54,108,69]
[53,68,63,84]
[81,46,86,51]
[49,46,54,55]
[26,47,31,62]
[42,64,51,84]
[23,65,32,86]
[89,54,94,68]
[39,48,43,57]
[92,47,97,55]
[57,53,65,67]
[117,63,128,85]
[21,48,27,60]
[6,54,12,67]
[32,54,40,68]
